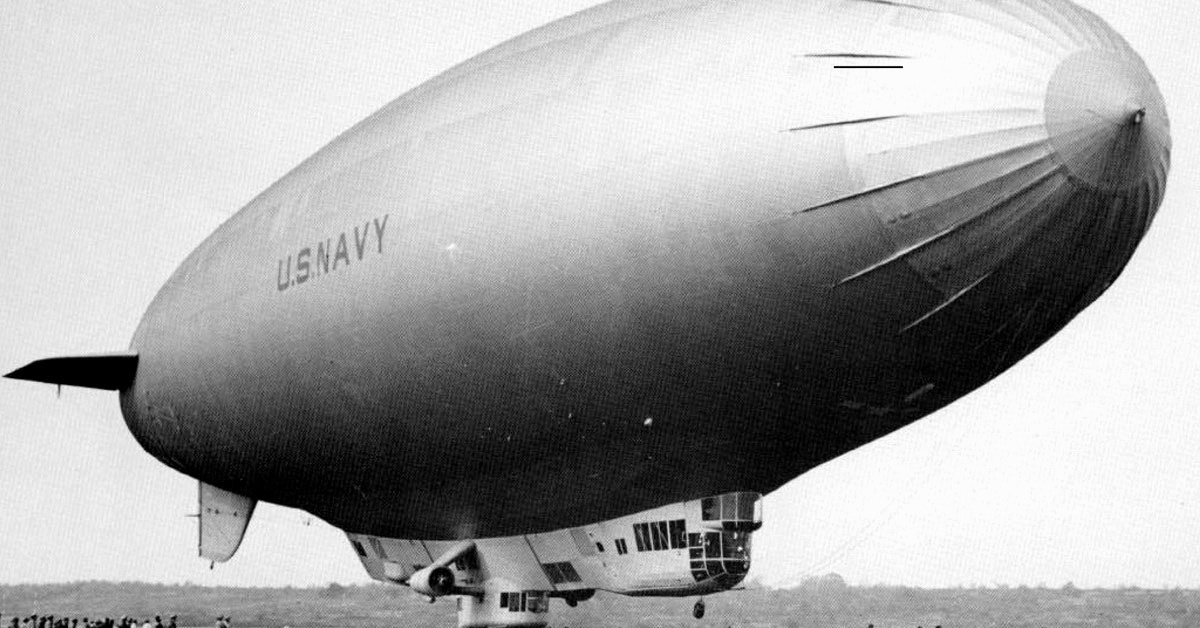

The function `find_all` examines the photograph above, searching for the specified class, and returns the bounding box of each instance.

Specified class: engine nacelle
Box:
[551,588,595,607]
[410,565,457,598]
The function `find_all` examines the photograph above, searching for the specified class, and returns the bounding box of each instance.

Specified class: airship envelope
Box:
[13,0,1172,539]
[4,4,1172,614]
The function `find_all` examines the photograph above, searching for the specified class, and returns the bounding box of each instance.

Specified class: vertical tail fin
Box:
[199,481,257,563]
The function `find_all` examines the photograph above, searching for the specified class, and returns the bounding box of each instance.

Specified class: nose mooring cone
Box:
[1044,48,1169,201]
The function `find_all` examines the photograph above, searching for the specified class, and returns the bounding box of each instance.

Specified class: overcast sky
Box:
[1,1,1198,590]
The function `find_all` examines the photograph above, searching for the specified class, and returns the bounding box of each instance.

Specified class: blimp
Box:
[7,0,1169,626]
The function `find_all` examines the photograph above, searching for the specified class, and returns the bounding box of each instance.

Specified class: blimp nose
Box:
[1044,47,1170,221]
[818,5,1172,347]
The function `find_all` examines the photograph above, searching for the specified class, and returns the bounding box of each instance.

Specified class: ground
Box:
[2,581,1196,628]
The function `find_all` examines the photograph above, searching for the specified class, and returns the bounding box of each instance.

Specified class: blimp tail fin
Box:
[4,351,139,391]
[198,481,257,563]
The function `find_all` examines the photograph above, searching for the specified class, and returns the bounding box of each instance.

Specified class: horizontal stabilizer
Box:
[4,352,139,390]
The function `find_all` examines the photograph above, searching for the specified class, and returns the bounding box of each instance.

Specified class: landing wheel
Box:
[693,599,705,619]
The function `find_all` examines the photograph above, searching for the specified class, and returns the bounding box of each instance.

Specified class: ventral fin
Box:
[199,481,257,563]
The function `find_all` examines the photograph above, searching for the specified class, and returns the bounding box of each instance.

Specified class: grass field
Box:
[2,580,1197,628]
